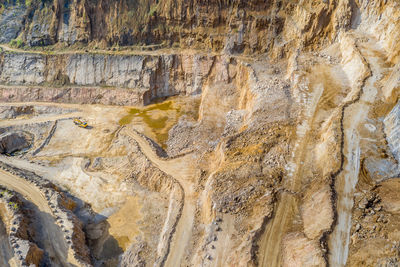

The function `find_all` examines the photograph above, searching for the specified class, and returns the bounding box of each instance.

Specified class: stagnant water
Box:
[119,97,200,148]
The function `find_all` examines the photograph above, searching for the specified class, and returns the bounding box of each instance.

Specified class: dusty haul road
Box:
[124,128,197,267]
[0,169,75,267]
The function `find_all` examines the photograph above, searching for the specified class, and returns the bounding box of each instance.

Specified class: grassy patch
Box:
[9,38,24,48]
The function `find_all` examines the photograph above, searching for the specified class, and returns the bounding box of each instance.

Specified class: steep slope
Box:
[0,0,355,55]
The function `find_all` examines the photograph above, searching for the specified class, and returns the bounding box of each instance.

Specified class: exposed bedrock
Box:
[0,52,256,106]
[0,0,359,55]
[0,187,45,266]
[0,162,94,266]
[0,0,399,266]
[0,86,144,106]
[0,132,32,155]
[384,102,400,165]
[0,52,218,104]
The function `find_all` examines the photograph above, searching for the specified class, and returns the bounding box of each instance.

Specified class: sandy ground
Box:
[107,196,142,251]
[0,30,392,266]
[258,55,330,267]
[0,112,82,127]
[0,102,139,265]
[257,31,388,267]
[213,214,234,267]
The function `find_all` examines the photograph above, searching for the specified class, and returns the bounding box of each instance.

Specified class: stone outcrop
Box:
[0,86,144,106]
[0,51,216,104]
[0,0,399,266]
[0,4,25,43]
[121,131,184,266]
[0,162,93,266]
[0,132,31,154]
[384,102,400,164]
[0,0,365,57]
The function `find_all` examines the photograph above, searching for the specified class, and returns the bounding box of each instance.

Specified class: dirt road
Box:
[0,169,73,267]
[124,129,197,267]
[257,31,377,267]
[0,112,82,127]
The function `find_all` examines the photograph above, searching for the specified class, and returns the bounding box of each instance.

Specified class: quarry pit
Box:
[0,1,400,267]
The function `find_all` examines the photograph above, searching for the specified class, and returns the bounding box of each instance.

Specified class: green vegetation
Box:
[0,189,19,210]
[9,38,24,48]
[0,189,9,198]
[8,201,18,210]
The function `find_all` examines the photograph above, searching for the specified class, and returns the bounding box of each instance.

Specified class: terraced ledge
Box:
[31,119,58,156]
[0,161,92,267]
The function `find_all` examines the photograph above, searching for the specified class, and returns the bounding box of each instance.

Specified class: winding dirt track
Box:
[0,112,82,127]
[124,129,197,267]
[0,169,73,267]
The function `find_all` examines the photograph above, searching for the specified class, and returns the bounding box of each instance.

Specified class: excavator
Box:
[73,118,89,128]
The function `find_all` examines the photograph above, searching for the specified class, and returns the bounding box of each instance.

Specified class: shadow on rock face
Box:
[84,218,124,266]
[0,217,13,267]
[0,132,33,155]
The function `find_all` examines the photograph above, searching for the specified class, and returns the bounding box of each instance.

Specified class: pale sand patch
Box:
[108,196,143,251]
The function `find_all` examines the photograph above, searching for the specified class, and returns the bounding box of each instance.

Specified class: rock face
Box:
[0,132,31,154]
[25,243,45,266]
[0,4,25,43]
[384,102,400,164]
[0,86,144,106]
[0,0,361,56]
[0,51,216,104]
[0,187,45,267]
[0,105,34,119]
